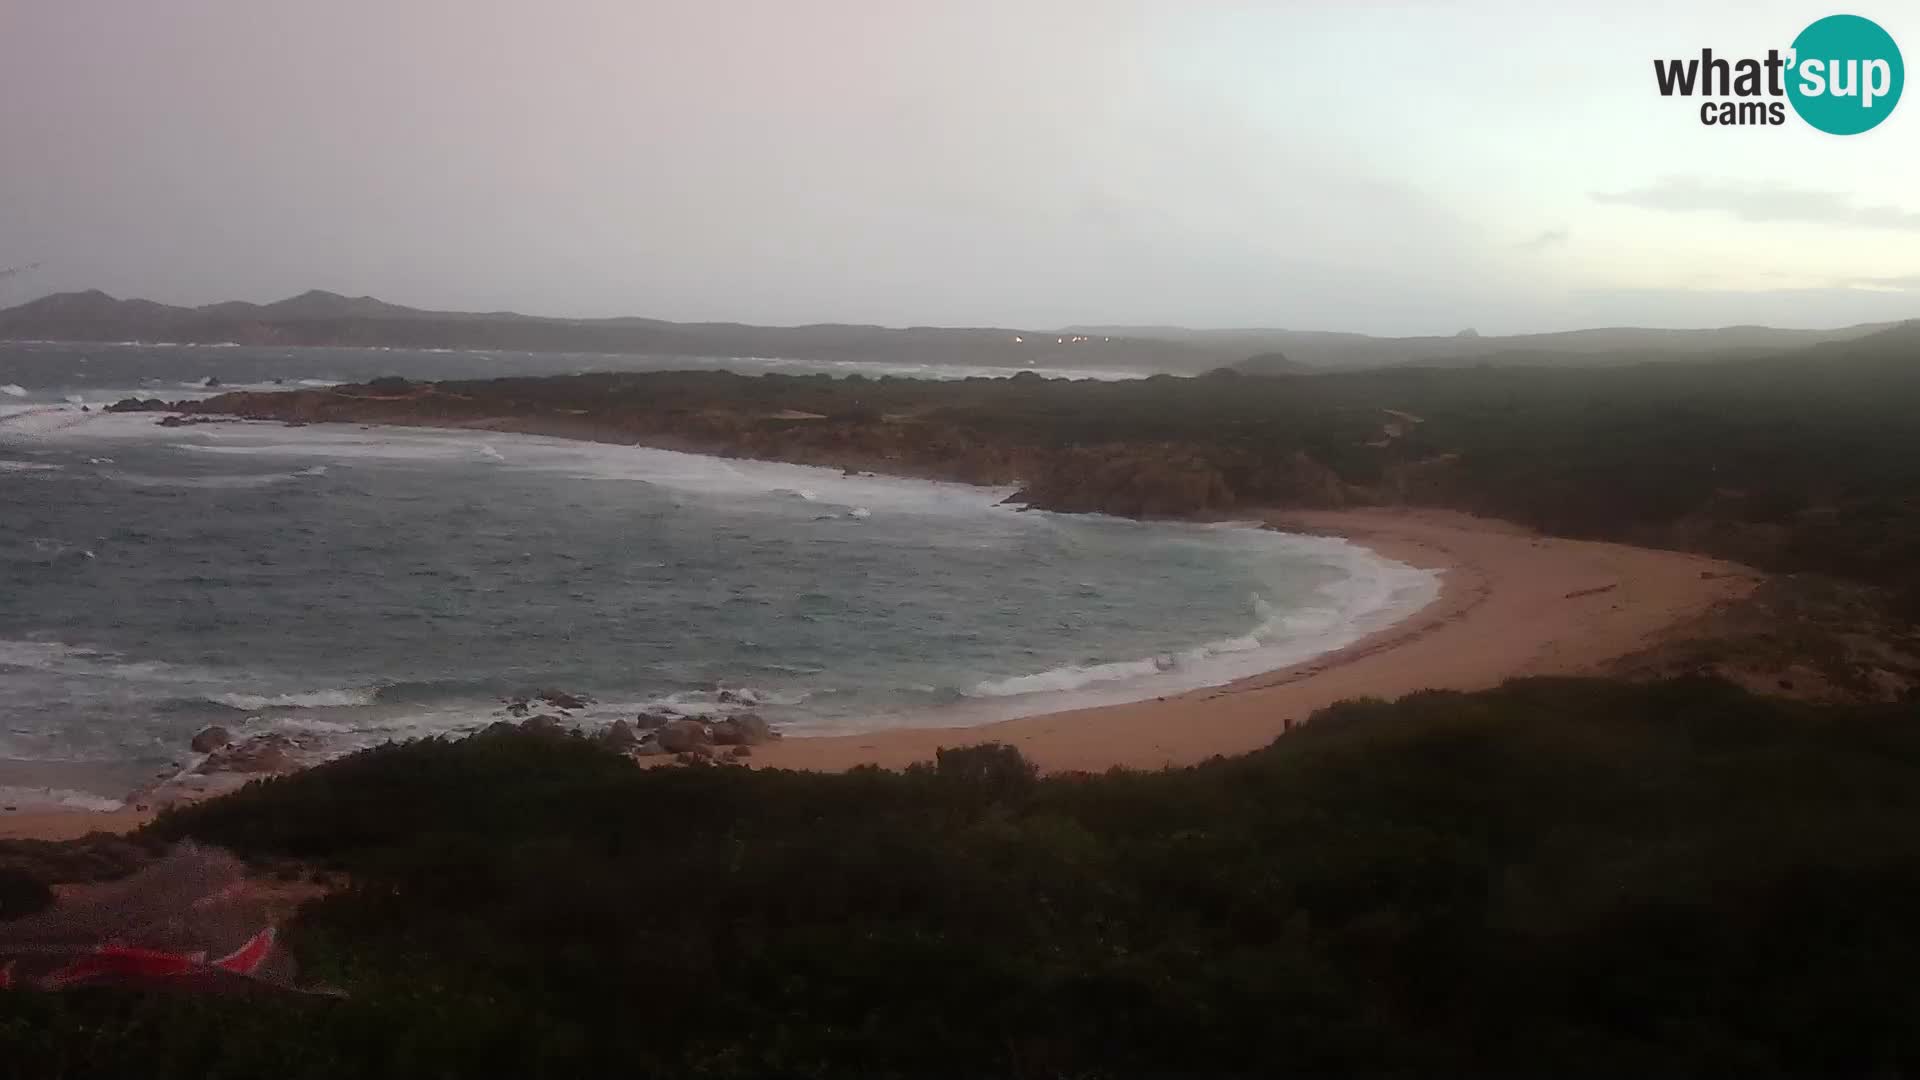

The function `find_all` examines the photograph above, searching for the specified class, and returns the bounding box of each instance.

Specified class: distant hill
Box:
[1232,351,1306,376]
[2,289,1908,373]
[0,290,1210,371]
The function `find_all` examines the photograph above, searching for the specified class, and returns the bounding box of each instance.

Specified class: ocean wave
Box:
[971,656,1169,697]
[963,541,1441,709]
[0,639,153,676]
[106,468,323,490]
[167,426,1016,517]
[0,785,126,812]
[206,688,379,710]
[0,384,27,397]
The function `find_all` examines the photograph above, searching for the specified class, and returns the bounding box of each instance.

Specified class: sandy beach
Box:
[0,506,1756,841]
[740,507,1756,773]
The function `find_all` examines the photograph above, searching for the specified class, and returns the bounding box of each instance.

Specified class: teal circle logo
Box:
[1787,14,1903,134]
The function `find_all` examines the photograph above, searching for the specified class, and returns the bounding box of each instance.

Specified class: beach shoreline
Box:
[1,499,1756,841]
[737,506,1755,773]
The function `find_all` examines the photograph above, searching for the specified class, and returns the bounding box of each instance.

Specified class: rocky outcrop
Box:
[106,397,174,413]
[634,710,674,730]
[537,689,591,711]
[656,720,711,754]
[198,734,299,775]
[190,726,232,753]
[594,720,639,751]
[1009,445,1235,517]
[519,714,568,736]
[183,371,1391,521]
[711,714,774,746]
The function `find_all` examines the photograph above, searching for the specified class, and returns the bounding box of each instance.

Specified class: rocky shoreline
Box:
[116,374,1360,520]
[146,688,784,811]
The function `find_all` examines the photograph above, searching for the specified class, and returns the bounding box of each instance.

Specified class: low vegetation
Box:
[188,322,1920,615]
[7,678,1920,1075]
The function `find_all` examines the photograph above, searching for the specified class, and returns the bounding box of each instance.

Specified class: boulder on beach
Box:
[199,734,299,775]
[729,746,753,760]
[538,689,591,711]
[478,720,518,738]
[633,738,669,757]
[656,719,711,754]
[711,713,773,746]
[634,710,674,730]
[519,714,568,736]
[594,719,639,751]
[190,725,232,754]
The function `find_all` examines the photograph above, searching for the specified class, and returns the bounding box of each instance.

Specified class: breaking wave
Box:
[205,688,380,711]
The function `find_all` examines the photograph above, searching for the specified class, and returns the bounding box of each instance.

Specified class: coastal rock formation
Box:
[199,734,299,775]
[190,726,232,753]
[656,719,711,754]
[711,714,773,746]
[106,397,173,413]
[519,715,567,736]
[594,720,640,751]
[183,375,1373,519]
[537,689,591,711]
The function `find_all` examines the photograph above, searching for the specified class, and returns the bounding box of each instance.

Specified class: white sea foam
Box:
[106,468,318,490]
[0,785,126,812]
[972,656,1168,697]
[0,384,27,397]
[130,424,1020,516]
[208,688,379,710]
[0,638,219,684]
[961,532,1440,715]
[4,394,1440,758]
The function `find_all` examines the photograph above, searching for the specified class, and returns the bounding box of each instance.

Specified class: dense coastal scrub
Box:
[183,321,1920,614]
[7,677,1920,1075]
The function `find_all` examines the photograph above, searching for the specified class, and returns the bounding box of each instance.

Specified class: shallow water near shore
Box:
[0,345,1438,806]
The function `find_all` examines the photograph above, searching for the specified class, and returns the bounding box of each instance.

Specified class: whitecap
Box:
[970,656,1168,698]
[0,384,27,397]
[0,785,126,812]
[208,688,379,710]
[959,533,1440,715]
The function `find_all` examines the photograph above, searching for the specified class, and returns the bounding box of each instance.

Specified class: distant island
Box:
[0,288,1905,372]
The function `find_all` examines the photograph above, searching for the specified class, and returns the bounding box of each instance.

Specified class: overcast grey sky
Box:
[2,0,1916,333]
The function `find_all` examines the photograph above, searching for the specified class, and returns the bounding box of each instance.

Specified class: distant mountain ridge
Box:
[0,289,1907,372]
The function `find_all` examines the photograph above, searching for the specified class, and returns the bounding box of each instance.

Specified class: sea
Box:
[0,341,1439,808]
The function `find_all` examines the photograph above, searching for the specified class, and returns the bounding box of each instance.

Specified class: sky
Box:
[1,0,1916,335]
